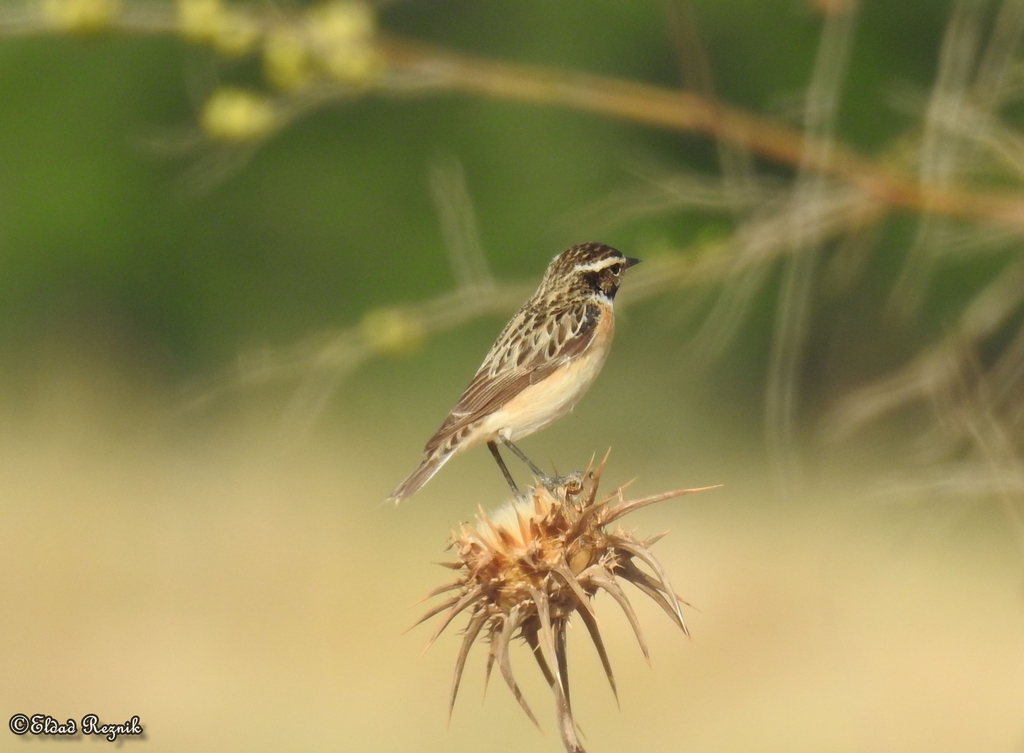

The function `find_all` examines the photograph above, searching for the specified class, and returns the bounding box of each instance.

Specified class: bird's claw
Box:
[535,470,586,495]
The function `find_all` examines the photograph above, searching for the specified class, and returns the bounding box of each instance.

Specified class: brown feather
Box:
[424,302,601,456]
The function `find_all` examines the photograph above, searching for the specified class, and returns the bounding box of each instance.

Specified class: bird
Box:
[388,242,640,503]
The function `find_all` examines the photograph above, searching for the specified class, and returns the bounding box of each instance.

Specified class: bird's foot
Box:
[535,470,586,496]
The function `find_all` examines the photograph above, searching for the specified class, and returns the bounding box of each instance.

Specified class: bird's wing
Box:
[424,302,600,454]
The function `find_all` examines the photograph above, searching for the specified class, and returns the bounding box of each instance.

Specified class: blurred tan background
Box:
[3,0,1024,751]
[3,369,1022,751]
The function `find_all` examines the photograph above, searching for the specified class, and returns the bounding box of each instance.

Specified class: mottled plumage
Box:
[389,242,639,503]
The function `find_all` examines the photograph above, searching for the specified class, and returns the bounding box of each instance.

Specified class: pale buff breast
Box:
[469,310,615,445]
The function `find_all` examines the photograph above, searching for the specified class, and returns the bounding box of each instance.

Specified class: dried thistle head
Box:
[415,454,718,753]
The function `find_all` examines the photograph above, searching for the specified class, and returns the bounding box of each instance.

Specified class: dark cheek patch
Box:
[600,271,619,297]
[582,271,602,294]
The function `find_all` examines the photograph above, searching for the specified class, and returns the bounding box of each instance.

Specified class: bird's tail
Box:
[387,449,454,504]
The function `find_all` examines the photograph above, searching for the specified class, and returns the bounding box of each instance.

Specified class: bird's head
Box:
[544,242,640,301]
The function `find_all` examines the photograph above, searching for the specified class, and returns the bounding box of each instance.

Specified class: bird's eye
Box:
[610,263,624,275]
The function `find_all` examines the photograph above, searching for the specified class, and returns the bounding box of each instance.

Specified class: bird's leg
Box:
[501,439,587,493]
[500,439,554,484]
[487,441,520,495]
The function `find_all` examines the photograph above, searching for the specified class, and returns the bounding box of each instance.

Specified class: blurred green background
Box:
[2,1,1023,751]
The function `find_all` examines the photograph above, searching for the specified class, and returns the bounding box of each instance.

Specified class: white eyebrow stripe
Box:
[574,258,621,273]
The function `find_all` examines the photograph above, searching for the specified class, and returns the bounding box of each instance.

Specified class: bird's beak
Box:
[623,257,641,269]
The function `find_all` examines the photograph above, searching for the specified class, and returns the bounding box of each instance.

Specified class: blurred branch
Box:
[662,0,757,217]
[825,257,1024,534]
[765,0,859,491]
[428,158,495,293]
[4,1,1024,226]
[181,282,529,414]
[184,184,882,427]
[381,35,1024,226]
[827,259,1024,440]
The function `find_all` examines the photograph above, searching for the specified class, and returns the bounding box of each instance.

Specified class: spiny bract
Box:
[416,454,718,753]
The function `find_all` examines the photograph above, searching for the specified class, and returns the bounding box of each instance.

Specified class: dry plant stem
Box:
[184,186,880,420]
[380,36,1024,226]
[825,254,1024,545]
[4,5,1024,225]
[765,1,858,492]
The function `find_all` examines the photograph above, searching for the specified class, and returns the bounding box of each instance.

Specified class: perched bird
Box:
[388,242,640,503]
